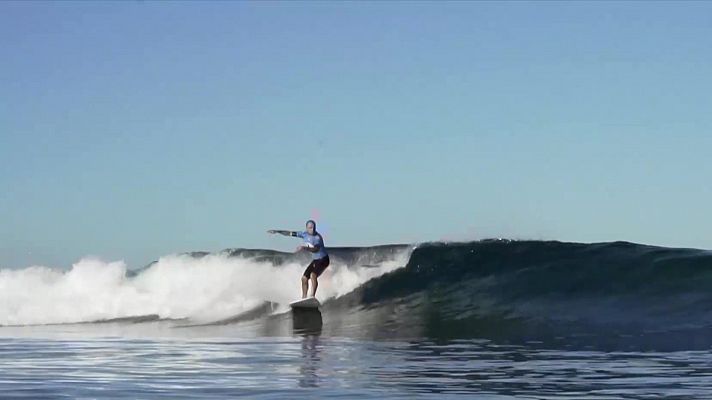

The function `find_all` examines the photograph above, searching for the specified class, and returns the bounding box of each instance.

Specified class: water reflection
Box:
[292,309,323,388]
[3,334,712,398]
[298,333,322,388]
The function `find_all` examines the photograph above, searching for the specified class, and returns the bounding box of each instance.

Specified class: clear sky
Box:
[1,1,711,269]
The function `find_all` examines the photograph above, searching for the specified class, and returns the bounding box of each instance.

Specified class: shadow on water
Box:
[291,309,323,336]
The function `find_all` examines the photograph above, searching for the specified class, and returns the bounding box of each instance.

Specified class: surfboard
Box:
[290,297,320,309]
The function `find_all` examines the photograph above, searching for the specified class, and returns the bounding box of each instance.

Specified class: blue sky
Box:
[1,1,711,269]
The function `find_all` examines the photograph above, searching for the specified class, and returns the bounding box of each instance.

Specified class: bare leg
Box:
[309,272,318,297]
[301,276,308,299]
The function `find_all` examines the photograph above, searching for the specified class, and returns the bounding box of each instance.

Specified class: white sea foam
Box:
[0,249,412,326]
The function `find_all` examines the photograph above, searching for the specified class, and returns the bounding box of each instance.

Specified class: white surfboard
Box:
[290,297,320,309]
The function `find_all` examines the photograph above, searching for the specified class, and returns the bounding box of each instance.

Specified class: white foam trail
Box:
[0,249,412,326]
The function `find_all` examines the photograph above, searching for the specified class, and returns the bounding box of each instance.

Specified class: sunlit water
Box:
[2,322,712,399]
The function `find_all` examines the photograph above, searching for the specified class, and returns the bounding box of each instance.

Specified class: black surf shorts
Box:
[303,256,330,278]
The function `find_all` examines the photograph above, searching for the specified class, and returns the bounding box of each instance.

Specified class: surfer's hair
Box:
[306,220,317,231]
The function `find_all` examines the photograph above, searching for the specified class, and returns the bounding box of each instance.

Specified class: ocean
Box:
[2,240,712,399]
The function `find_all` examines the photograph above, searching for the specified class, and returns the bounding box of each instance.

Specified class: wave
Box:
[3,239,712,348]
[323,240,712,345]
[0,245,413,326]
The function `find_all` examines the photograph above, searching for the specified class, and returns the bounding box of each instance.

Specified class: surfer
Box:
[267,220,330,298]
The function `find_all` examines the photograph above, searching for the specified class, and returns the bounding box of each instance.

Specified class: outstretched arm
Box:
[267,229,299,237]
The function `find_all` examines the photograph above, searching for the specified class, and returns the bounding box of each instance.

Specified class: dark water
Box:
[3,240,712,398]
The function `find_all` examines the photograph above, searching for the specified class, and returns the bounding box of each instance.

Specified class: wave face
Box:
[0,245,413,326]
[324,240,712,347]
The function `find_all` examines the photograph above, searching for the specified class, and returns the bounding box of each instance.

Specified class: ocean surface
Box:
[2,240,712,399]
